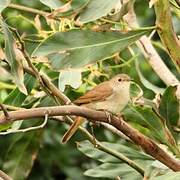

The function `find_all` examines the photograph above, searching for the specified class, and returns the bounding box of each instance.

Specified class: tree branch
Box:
[0,105,180,171]
[8,3,50,17]
[0,170,12,180]
[123,0,179,86]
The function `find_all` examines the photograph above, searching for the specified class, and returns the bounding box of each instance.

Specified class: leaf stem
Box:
[8,3,49,17]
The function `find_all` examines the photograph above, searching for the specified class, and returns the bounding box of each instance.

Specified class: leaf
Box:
[0,19,27,95]
[77,140,153,164]
[58,69,82,92]
[144,162,170,180]
[135,60,164,94]
[48,0,90,18]
[84,163,142,179]
[8,121,23,131]
[32,29,149,69]
[3,64,42,106]
[123,104,172,145]
[130,82,143,99]
[151,172,180,180]
[3,131,42,180]
[0,0,11,13]
[0,65,41,132]
[40,0,64,9]
[159,86,179,126]
[79,0,119,23]
[0,123,12,132]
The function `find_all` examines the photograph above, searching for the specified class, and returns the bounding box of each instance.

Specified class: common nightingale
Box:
[62,74,131,143]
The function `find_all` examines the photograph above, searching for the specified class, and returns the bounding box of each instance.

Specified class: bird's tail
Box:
[61,116,84,144]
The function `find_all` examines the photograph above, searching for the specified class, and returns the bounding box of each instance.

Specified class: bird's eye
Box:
[118,78,122,82]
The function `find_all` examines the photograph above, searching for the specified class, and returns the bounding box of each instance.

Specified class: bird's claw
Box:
[103,110,112,123]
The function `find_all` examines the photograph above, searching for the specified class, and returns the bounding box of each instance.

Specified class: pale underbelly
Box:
[85,99,128,114]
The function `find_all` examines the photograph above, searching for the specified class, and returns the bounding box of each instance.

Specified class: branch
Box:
[8,3,50,17]
[24,67,71,104]
[122,0,179,86]
[0,170,12,180]
[154,0,180,70]
[1,105,180,171]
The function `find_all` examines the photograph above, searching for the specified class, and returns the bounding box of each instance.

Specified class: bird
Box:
[61,74,131,143]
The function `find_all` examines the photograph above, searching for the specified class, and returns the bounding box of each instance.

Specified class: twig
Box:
[100,122,131,141]
[10,28,62,104]
[8,3,50,17]
[24,67,71,104]
[0,113,48,135]
[0,104,10,120]
[0,170,12,180]
[0,105,180,171]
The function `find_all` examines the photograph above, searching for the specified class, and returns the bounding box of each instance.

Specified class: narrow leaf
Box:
[79,0,119,23]
[123,104,173,145]
[135,60,164,94]
[159,86,179,126]
[3,64,41,106]
[0,19,27,95]
[40,0,64,9]
[48,0,89,17]
[84,163,141,179]
[3,131,42,180]
[77,140,153,164]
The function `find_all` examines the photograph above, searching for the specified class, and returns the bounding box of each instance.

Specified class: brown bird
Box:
[61,74,131,143]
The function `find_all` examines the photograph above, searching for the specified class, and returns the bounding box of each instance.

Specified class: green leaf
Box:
[8,120,23,131]
[0,65,41,132]
[3,131,42,180]
[0,0,11,13]
[77,140,153,164]
[32,29,149,69]
[55,0,90,17]
[159,86,179,126]
[123,104,171,145]
[40,0,64,9]
[0,19,27,95]
[130,82,143,99]
[3,64,41,106]
[58,69,82,92]
[84,163,142,179]
[0,123,12,132]
[135,60,164,94]
[151,172,180,180]
[79,0,119,23]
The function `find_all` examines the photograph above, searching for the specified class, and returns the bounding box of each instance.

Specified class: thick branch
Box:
[0,105,180,171]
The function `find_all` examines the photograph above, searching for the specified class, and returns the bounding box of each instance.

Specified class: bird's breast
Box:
[86,89,129,114]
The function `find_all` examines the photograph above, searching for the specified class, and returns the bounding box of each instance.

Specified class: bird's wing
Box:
[74,81,113,105]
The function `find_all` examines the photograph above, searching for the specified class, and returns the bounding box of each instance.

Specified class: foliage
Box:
[0,0,179,180]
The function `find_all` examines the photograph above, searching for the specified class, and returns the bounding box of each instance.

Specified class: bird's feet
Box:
[102,110,113,123]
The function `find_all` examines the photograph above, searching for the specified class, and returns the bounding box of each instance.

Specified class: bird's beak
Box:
[126,77,132,81]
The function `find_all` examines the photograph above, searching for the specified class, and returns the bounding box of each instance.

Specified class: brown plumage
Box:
[61,74,131,143]
[74,81,113,105]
